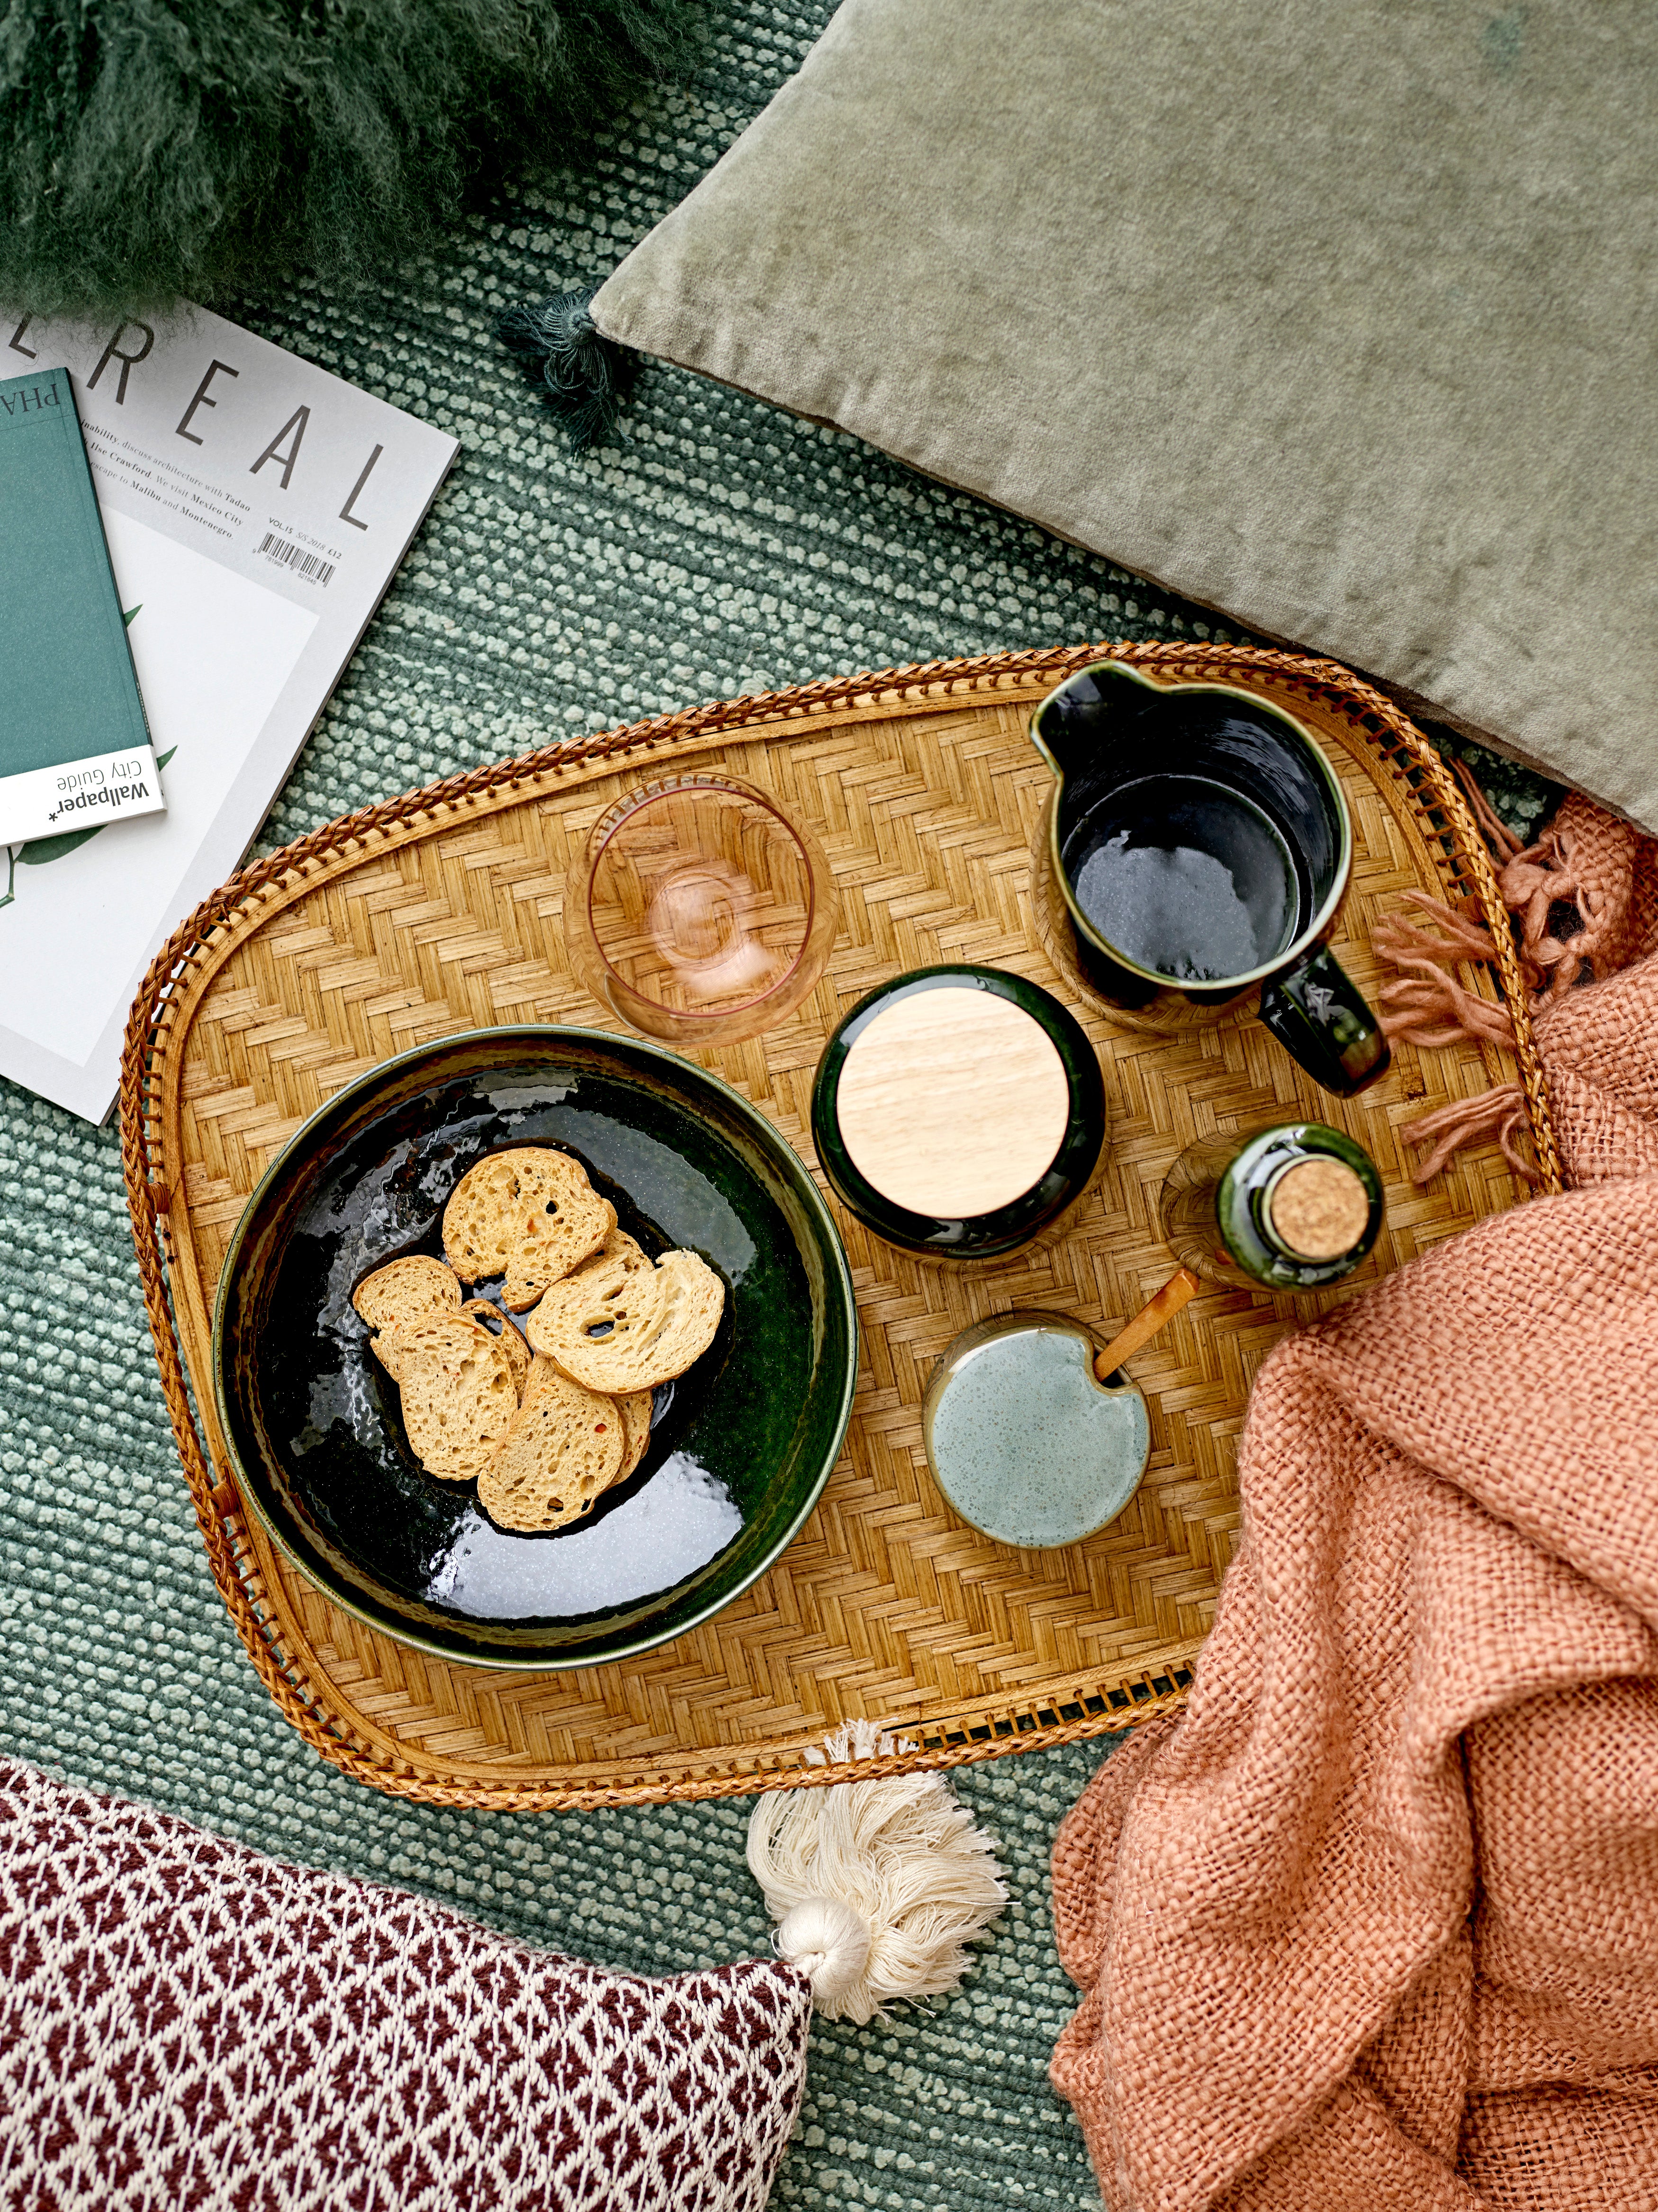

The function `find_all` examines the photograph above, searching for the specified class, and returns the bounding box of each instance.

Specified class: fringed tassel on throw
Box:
[1452,760,1654,994]
[1370,762,1603,1186]
[747,1722,1008,2026]
[1375,892,1518,1055]
[1398,1083,1537,1186]
[496,287,638,451]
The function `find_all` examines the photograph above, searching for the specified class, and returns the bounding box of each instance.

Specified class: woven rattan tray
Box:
[122,644,1558,1809]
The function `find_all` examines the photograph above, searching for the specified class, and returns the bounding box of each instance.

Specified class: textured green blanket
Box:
[0,5,1550,2207]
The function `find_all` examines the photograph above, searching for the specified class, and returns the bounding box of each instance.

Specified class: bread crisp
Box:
[521,1352,561,1407]
[574,1222,655,1285]
[523,1236,663,1373]
[523,1354,652,1478]
[368,1306,488,1386]
[441,1147,614,1310]
[397,1319,521,1481]
[478,1370,627,1533]
[355,1156,703,1508]
[616,1387,655,1478]
[351,1255,462,1354]
[461,1299,531,1396]
[526,1244,724,1395]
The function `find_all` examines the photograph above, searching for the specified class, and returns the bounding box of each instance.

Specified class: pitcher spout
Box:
[1028,657,1163,786]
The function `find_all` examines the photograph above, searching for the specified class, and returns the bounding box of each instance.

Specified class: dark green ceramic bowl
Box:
[212,1027,857,1670]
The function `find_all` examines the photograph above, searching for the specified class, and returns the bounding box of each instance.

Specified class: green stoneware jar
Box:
[1158,1121,1385,1293]
[810,964,1108,1261]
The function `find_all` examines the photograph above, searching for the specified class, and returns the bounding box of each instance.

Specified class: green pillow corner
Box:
[586,0,1658,831]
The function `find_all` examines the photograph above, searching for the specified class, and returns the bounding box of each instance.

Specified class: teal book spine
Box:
[0,365,162,845]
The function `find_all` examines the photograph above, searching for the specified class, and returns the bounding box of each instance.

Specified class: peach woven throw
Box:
[1050,794,1658,2212]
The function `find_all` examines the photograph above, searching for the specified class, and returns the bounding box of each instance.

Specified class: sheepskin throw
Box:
[0,0,697,316]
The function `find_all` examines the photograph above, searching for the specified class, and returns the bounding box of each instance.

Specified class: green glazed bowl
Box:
[212,1027,858,1670]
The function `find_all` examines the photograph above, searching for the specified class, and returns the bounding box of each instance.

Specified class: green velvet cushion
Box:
[592,0,1658,828]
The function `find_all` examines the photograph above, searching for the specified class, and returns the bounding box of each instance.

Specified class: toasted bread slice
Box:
[369,1306,488,1385]
[552,1225,656,1337]
[398,1319,521,1481]
[442,1147,613,1309]
[523,1234,663,1372]
[570,1221,650,1291]
[521,1351,560,1407]
[522,1228,656,1355]
[351,1256,462,1357]
[526,1245,724,1395]
[505,1192,616,1312]
[478,1371,626,1533]
[461,1299,531,1396]
[524,1354,653,1479]
[617,1388,654,1478]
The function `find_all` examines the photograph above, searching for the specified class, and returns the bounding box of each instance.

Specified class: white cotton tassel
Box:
[747,1719,1008,2025]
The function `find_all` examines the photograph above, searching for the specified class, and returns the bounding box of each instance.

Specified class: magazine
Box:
[0,305,460,1121]
[0,365,161,846]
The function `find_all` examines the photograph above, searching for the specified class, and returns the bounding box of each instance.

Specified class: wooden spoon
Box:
[1092,1266,1203,1381]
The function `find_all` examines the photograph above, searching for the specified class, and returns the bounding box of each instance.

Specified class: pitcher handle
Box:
[1258,945,1390,1097]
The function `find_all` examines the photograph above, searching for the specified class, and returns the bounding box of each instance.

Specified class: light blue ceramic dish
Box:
[921,1311,1151,1550]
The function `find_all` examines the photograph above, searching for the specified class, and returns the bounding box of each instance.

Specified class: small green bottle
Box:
[1158,1123,1384,1292]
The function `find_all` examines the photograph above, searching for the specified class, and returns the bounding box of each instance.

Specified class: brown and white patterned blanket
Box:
[0,1757,811,2212]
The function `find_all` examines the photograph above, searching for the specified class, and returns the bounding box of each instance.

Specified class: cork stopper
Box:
[1265,1156,1370,1260]
[835,986,1072,1219]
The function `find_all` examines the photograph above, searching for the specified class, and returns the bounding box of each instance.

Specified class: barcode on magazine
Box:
[258,532,334,586]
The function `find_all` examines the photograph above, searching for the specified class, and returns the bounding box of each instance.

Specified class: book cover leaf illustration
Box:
[0,366,162,844]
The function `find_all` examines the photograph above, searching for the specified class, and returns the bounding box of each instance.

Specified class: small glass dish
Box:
[567,773,839,1047]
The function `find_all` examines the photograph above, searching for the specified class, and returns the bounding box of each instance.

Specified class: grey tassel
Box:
[496,286,639,451]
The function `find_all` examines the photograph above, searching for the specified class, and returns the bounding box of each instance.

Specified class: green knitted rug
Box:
[0,5,1553,2205]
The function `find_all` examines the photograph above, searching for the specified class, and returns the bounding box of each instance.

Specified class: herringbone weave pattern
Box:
[135,647,1543,1807]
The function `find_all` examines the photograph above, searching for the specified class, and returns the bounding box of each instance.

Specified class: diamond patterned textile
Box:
[0,1759,811,2212]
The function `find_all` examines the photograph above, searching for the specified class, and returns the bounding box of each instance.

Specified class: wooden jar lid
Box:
[835,985,1072,1219]
[1266,1155,1370,1260]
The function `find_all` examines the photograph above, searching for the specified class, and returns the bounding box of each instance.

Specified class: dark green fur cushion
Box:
[0,0,699,316]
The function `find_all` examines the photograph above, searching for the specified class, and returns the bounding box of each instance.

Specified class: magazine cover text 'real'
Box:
[0,306,458,1121]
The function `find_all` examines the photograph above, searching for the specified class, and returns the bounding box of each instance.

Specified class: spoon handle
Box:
[1093,1267,1203,1382]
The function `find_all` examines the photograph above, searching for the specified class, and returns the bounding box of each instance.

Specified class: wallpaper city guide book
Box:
[0,365,162,846]
[0,307,460,1121]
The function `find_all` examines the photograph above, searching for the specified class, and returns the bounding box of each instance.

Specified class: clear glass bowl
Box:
[567,773,839,1046]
